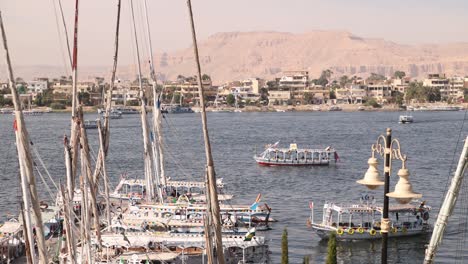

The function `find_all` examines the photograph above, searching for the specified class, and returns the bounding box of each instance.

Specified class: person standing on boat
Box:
[415,215,423,227]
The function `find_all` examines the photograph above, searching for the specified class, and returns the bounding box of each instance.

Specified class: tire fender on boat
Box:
[422,211,430,221]
[357,227,364,234]
[369,229,377,236]
[402,227,408,233]
[391,227,398,233]
[347,228,354,235]
[336,228,344,235]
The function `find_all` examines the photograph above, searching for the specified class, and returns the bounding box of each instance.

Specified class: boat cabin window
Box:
[313,152,319,160]
[277,152,284,160]
[298,152,305,160]
[267,151,276,159]
[291,151,297,160]
[284,152,291,160]
[306,152,312,160]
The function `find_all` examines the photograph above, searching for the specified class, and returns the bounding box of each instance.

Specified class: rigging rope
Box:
[30,141,58,191]
[127,0,139,85]
[50,0,71,76]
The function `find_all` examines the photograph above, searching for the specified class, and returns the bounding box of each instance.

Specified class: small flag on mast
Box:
[309,201,314,209]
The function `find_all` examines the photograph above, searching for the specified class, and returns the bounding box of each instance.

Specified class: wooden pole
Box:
[0,10,48,264]
[19,200,33,264]
[60,186,76,263]
[79,174,92,263]
[130,0,155,202]
[186,1,225,263]
[97,120,112,226]
[424,136,468,263]
[78,108,102,250]
[64,135,74,205]
[142,0,166,201]
[92,0,122,208]
[103,0,122,155]
[69,0,81,202]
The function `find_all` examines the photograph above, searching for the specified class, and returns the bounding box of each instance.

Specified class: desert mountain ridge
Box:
[4,30,468,84]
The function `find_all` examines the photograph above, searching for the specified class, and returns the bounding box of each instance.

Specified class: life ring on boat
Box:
[357,227,364,234]
[402,227,408,233]
[336,228,344,235]
[391,227,398,233]
[422,211,430,221]
[369,229,377,236]
[347,228,354,235]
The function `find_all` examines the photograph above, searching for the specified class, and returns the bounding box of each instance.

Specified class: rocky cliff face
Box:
[152,31,468,83]
[5,31,468,83]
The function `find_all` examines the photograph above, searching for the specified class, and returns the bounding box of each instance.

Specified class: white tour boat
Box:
[93,227,269,264]
[110,177,233,202]
[399,115,413,124]
[116,195,273,233]
[254,142,338,166]
[84,119,98,129]
[308,200,431,240]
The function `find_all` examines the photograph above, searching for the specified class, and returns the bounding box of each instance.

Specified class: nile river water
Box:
[1,111,468,263]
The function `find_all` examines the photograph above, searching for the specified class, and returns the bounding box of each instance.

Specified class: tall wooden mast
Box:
[103,0,121,155]
[130,0,155,202]
[69,0,81,202]
[142,0,164,202]
[0,10,48,264]
[92,0,122,199]
[186,1,225,263]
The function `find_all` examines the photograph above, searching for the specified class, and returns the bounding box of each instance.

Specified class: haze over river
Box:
[1,111,467,263]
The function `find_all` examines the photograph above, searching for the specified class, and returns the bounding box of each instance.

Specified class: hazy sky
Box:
[2,0,468,69]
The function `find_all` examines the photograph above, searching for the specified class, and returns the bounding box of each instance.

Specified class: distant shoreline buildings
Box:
[1,71,468,109]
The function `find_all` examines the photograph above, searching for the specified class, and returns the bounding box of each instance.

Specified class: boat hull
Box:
[255,157,330,166]
[256,161,330,166]
[312,224,430,241]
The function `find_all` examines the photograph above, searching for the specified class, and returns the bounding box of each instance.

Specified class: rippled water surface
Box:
[1,111,468,263]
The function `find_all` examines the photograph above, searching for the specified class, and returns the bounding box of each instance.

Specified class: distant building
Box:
[279,71,309,103]
[26,80,48,94]
[306,85,329,104]
[268,90,291,103]
[423,73,458,100]
[225,78,265,102]
[51,80,96,103]
[449,76,465,100]
[366,84,392,103]
[241,78,264,95]
[392,77,411,94]
[163,79,217,105]
[335,85,366,104]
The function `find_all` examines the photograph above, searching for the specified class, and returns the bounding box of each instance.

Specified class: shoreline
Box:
[3,103,466,114]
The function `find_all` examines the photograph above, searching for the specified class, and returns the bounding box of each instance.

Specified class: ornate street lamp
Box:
[356,128,422,264]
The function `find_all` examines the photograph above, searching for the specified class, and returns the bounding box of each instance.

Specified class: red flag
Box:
[13,119,17,131]
[309,201,314,209]
[334,152,340,162]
